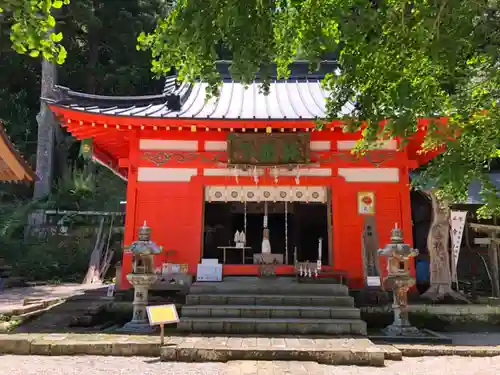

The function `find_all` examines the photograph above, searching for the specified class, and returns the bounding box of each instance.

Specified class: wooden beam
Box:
[469,223,500,234]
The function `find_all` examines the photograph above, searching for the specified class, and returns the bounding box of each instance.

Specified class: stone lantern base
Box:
[117,273,158,333]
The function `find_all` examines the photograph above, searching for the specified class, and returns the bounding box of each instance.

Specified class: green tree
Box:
[0,0,69,62]
[138,0,500,211]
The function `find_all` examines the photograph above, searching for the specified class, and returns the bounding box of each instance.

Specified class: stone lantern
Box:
[120,221,162,332]
[378,224,420,336]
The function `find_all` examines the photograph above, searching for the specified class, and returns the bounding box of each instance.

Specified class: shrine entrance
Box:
[202,186,331,274]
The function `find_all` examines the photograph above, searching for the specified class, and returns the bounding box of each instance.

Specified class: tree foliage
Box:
[139,0,500,211]
[0,0,164,204]
[0,0,69,63]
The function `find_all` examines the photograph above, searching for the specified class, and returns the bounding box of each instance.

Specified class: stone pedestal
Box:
[383,277,422,337]
[119,273,158,332]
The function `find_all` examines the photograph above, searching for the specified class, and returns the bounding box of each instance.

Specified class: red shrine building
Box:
[47,62,435,289]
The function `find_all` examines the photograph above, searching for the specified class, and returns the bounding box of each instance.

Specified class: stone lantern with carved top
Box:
[119,221,162,332]
[378,224,420,336]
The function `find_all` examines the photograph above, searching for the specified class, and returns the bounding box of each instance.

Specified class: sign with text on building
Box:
[228,133,310,165]
[197,262,223,282]
[358,192,375,215]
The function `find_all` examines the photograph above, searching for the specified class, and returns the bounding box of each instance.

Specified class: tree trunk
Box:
[27,49,58,235]
[34,59,57,199]
[421,191,469,302]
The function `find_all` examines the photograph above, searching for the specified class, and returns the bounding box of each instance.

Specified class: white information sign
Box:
[201,258,219,265]
[450,210,467,283]
[196,264,223,282]
[367,276,381,287]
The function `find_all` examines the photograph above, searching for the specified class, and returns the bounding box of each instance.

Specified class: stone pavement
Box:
[0,283,105,314]
[2,356,500,375]
[1,333,500,366]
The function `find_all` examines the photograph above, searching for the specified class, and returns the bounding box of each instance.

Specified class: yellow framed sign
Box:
[146,304,179,326]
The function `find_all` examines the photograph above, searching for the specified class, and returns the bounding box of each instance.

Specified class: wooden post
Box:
[160,323,165,346]
[470,223,500,298]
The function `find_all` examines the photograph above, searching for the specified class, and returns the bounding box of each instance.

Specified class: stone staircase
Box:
[178,277,367,335]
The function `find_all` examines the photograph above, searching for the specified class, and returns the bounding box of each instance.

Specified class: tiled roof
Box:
[47,62,354,121]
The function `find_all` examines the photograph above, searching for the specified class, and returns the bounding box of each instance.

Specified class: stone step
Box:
[178,317,367,335]
[182,305,361,319]
[189,281,349,296]
[186,294,355,307]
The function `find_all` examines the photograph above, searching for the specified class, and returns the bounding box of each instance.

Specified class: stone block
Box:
[271,308,300,318]
[192,321,223,332]
[176,321,193,332]
[185,295,200,305]
[241,308,269,318]
[281,296,307,305]
[300,308,330,319]
[211,307,241,317]
[288,322,320,334]
[225,321,255,334]
[198,295,227,305]
[255,322,287,334]
[255,296,282,305]
[182,307,207,317]
[350,321,368,335]
[0,335,33,354]
[160,346,178,361]
[111,342,160,357]
[330,308,360,319]
[323,324,349,335]
[49,342,114,356]
[227,296,255,305]
[30,341,52,355]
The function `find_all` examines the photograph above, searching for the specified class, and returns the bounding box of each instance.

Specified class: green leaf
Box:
[50,32,63,42]
[52,1,64,9]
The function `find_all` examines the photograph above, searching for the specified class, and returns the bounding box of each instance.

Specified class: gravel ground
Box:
[1,356,500,375]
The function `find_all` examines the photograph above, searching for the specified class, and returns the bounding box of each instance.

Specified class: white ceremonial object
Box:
[239,231,246,245]
[262,239,271,254]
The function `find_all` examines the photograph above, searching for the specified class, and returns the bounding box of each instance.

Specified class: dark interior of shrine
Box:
[203,201,329,265]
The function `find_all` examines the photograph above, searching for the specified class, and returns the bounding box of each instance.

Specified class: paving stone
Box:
[0,334,34,354]
[377,344,403,360]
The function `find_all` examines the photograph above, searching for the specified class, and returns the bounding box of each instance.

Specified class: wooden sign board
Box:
[146,304,179,326]
[228,133,310,165]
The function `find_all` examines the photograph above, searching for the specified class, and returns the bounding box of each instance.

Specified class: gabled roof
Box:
[46,61,354,121]
[0,122,36,183]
